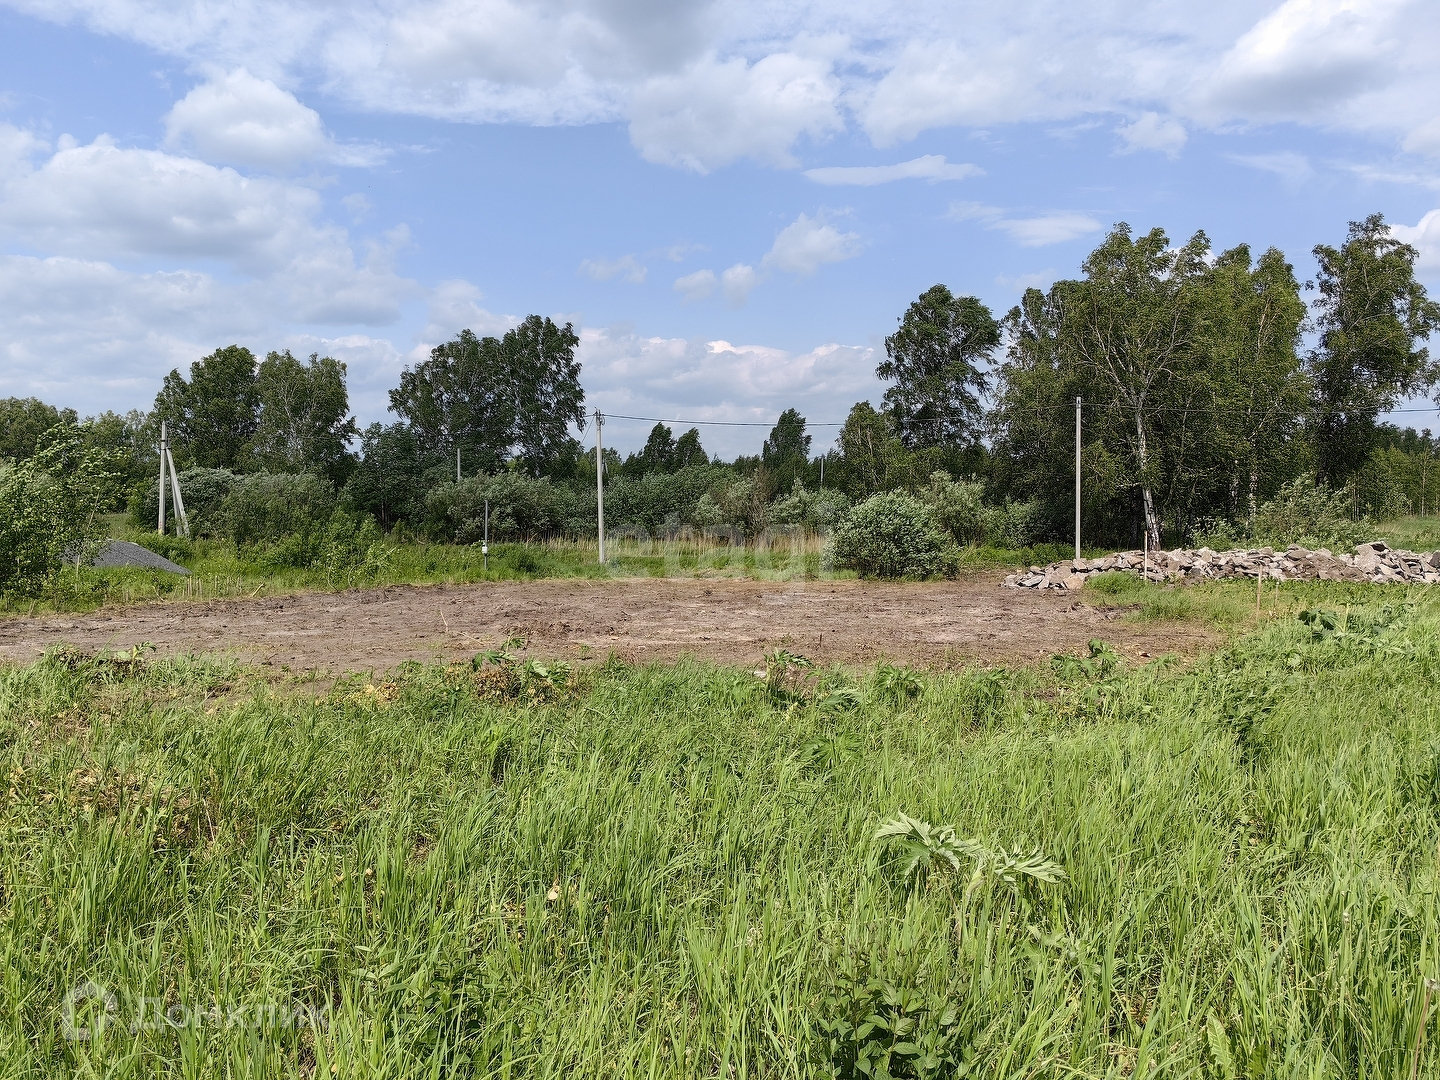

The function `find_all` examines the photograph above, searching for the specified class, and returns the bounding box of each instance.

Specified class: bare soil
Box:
[0,573,1221,674]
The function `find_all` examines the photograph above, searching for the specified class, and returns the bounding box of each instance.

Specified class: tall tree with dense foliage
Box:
[389,317,585,476]
[151,345,259,470]
[835,402,914,499]
[0,398,78,461]
[249,351,360,484]
[878,285,997,449]
[1308,213,1440,484]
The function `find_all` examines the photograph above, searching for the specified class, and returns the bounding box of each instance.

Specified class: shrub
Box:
[1252,475,1369,551]
[221,472,336,546]
[130,467,238,536]
[985,497,1046,549]
[426,473,583,542]
[921,471,987,545]
[0,425,119,596]
[828,491,957,579]
[768,481,851,532]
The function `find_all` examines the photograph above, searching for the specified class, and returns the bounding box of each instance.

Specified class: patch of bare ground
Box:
[0,572,1222,674]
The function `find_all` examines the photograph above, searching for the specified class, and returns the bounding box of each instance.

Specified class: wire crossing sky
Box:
[1,0,1438,455]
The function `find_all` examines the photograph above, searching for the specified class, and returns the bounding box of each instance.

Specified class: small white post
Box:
[1074,397,1082,561]
[158,420,168,535]
[483,498,489,572]
[595,409,606,563]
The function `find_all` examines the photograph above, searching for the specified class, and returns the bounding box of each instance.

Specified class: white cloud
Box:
[761,212,861,275]
[576,325,879,455]
[164,69,382,171]
[673,268,716,301]
[949,202,1102,248]
[1116,112,1187,157]
[1225,151,1313,186]
[995,269,1056,293]
[1390,209,1440,273]
[580,253,647,283]
[804,155,982,186]
[12,0,1440,167]
[720,263,759,306]
[1404,118,1440,159]
[628,51,843,172]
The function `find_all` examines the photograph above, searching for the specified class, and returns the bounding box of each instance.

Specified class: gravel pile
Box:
[84,540,191,575]
[1004,541,1440,590]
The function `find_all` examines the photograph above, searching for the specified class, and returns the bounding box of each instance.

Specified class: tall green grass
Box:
[3,592,1440,1076]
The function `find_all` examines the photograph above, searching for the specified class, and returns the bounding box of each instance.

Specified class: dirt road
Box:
[0,575,1219,673]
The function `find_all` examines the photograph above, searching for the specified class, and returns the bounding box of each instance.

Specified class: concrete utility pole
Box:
[456,445,461,484]
[1074,397,1082,561]
[159,420,168,535]
[595,409,606,563]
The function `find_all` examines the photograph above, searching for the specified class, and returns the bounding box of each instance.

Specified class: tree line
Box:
[1,211,1437,551]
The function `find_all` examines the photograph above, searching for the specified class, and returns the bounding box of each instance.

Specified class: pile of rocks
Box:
[1004,541,1440,590]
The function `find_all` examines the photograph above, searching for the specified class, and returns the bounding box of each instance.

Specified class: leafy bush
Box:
[1252,474,1369,551]
[984,497,1046,549]
[921,471,987,545]
[0,425,119,596]
[828,491,957,579]
[768,481,851,532]
[426,472,584,542]
[221,472,336,546]
[130,467,238,536]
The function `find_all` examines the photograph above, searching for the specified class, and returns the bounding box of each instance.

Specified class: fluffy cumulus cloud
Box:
[1390,209,1440,274]
[628,51,843,172]
[0,119,419,413]
[762,212,861,275]
[165,69,383,170]
[9,0,1440,168]
[575,325,880,454]
[948,201,1102,247]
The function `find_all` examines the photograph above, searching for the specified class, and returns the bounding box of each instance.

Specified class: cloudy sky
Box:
[1,0,1439,455]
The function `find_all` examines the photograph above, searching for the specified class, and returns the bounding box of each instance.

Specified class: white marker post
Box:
[595,409,606,564]
[483,498,489,572]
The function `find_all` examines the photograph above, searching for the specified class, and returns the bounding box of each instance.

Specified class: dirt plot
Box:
[0,573,1222,673]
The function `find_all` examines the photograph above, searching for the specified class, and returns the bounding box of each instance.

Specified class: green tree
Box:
[389,317,585,476]
[878,285,996,449]
[0,398,78,461]
[250,351,360,484]
[673,428,707,469]
[635,423,677,473]
[151,345,259,469]
[1309,213,1440,484]
[762,408,812,492]
[834,402,915,500]
[342,422,438,529]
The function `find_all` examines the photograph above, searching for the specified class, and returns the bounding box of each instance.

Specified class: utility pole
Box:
[1074,397,1082,561]
[456,445,461,484]
[595,409,606,563]
[158,420,168,535]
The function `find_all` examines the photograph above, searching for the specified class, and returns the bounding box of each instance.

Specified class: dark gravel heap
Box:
[85,540,191,575]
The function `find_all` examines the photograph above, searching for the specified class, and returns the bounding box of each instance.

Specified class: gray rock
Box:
[85,539,191,575]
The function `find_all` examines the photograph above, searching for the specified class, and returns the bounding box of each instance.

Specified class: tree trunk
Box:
[1135,411,1162,551]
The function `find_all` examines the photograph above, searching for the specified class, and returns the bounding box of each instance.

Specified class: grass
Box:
[4,586,1440,1076]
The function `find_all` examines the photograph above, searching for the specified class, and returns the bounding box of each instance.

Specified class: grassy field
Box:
[3,583,1439,1077]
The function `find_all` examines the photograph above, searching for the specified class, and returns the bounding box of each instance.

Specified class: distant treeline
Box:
[3,212,1438,550]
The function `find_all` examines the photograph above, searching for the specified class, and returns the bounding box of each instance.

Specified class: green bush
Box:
[0,425,119,596]
[1252,475,1369,551]
[921,471,987,545]
[426,473,584,542]
[130,467,238,536]
[221,472,336,546]
[768,481,850,532]
[828,491,957,579]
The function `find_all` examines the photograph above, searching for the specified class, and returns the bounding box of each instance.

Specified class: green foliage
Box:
[872,663,924,705]
[342,422,438,528]
[768,480,850,532]
[151,344,260,470]
[874,812,1067,896]
[0,424,119,596]
[1252,474,1370,551]
[815,959,969,1080]
[878,284,996,450]
[0,396,78,460]
[130,467,238,536]
[248,350,359,485]
[829,491,957,579]
[426,472,584,542]
[220,472,336,546]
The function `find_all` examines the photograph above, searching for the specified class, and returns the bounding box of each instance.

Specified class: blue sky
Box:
[1,0,1438,456]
